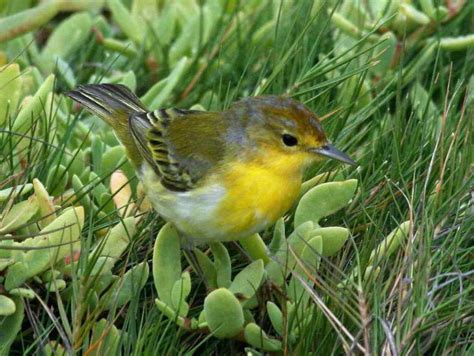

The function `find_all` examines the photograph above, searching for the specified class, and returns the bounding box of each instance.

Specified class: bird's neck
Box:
[247,148,308,180]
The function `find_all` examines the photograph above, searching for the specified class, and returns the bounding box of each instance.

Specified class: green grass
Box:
[0,0,473,354]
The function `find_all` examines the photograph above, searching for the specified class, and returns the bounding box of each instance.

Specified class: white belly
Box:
[139,164,227,242]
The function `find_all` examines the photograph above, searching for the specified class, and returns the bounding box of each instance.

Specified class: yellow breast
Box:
[213,150,307,238]
[139,150,309,243]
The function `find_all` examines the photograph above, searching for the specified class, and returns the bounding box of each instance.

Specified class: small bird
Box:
[67,84,355,246]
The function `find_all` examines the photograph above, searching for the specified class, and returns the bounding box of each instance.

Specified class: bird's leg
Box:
[180,236,209,291]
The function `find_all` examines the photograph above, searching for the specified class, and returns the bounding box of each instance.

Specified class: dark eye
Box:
[282,133,298,147]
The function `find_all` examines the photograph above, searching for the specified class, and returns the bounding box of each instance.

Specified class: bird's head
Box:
[230,96,356,167]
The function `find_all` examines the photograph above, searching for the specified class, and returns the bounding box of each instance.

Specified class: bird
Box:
[67,84,356,247]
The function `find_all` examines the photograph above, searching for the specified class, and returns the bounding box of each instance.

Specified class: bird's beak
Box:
[310,144,357,166]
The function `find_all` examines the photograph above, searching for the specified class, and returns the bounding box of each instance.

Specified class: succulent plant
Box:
[0,171,151,353]
[151,177,411,351]
[0,60,149,351]
[0,0,470,353]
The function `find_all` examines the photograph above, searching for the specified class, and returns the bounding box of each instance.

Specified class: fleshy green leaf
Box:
[41,12,93,72]
[9,288,35,299]
[210,243,231,288]
[12,73,54,134]
[369,221,411,263]
[0,195,39,234]
[148,57,189,109]
[288,236,322,304]
[266,301,284,336]
[286,221,315,260]
[107,0,142,44]
[0,296,23,355]
[0,295,16,316]
[229,260,264,300]
[0,183,32,202]
[299,235,323,271]
[265,260,286,286]
[153,223,182,306]
[268,218,285,255]
[106,261,149,309]
[0,63,21,126]
[204,288,244,339]
[170,271,191,317]
[239,233,270,264]
[0,257,14,271]
[33,178,56,227]
[194,249,217,289]
[89,319,120,356]
[244,323,282,351]
[5,206,84,290]
[294,179,358,226]
[312,227,350,256]
[101,145,131,177]
[46,164,68,197]
[46,279,66,292]
[92,217,136,262]
[155,298,198,330]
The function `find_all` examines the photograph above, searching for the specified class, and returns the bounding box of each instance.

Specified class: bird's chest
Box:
[212,160,303,237]
[139,157,303,242]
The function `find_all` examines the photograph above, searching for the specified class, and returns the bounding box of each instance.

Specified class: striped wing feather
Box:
[130,108,225,192]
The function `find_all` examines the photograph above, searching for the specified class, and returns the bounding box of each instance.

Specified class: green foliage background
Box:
[0,0,473,354]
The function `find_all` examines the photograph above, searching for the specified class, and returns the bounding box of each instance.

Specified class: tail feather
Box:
[67,83,148,167]
[67,83,147,124]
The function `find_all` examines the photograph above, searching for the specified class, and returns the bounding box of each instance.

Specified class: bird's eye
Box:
[282,133,298,147]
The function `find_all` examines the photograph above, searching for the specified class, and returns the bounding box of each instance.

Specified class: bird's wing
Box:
[129,108,228,192]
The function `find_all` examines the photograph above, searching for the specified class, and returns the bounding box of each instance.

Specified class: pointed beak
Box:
[311,144,357,166]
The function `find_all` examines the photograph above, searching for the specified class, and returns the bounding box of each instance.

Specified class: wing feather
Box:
[129,108,226,192]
